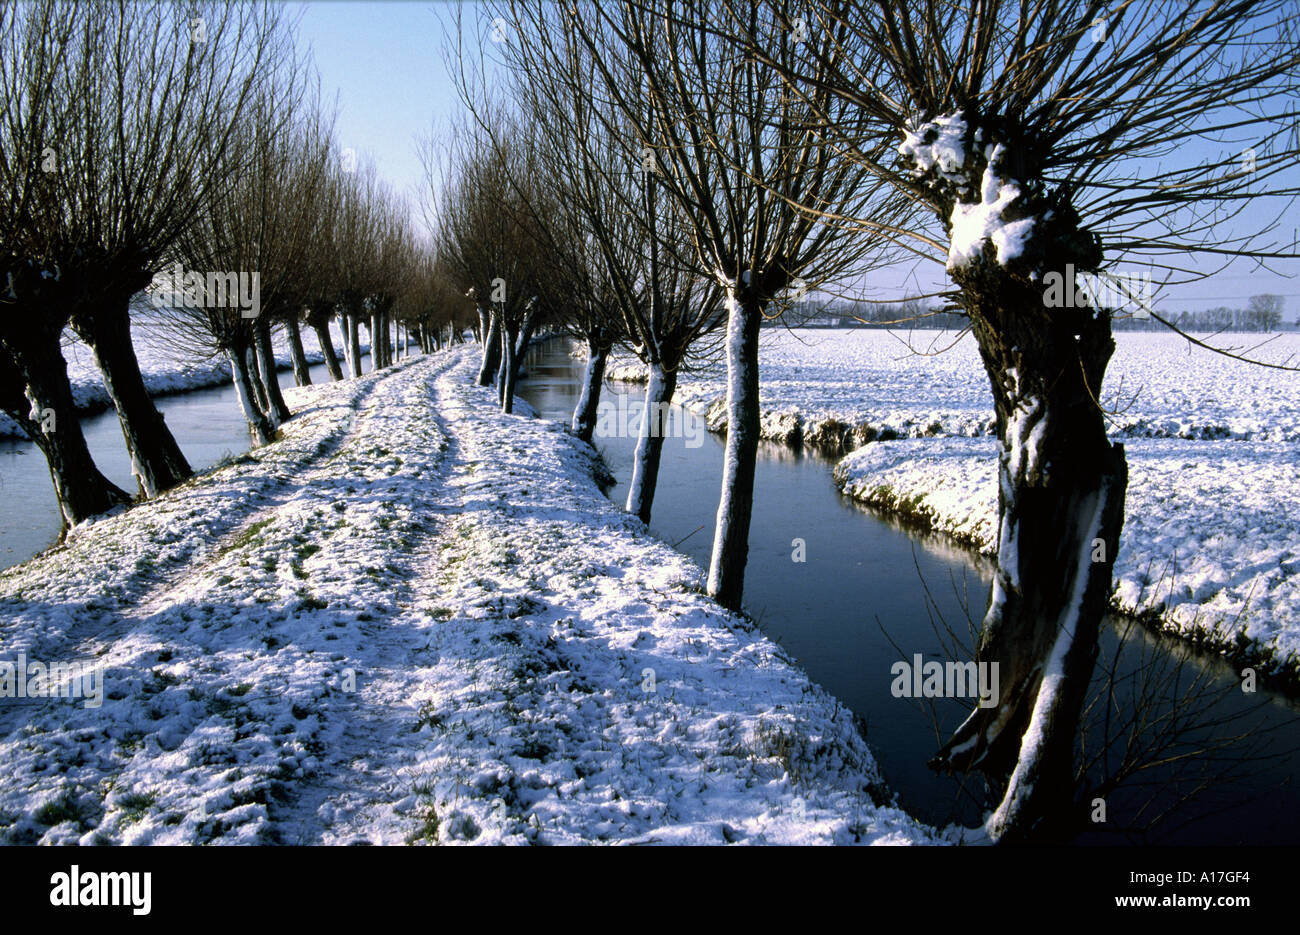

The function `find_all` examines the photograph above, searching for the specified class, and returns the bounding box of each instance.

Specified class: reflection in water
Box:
[519,338,1300,844]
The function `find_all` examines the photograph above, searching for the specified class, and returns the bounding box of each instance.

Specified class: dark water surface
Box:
[519,339,1300,844]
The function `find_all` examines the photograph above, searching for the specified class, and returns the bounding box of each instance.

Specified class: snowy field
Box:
[0,346,938,845]
[611,329,1300,677]
[612,328,1300,448]
[0,312,367,439]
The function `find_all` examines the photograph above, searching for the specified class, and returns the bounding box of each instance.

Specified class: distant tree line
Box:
[1131,295,1288,333]
[776,294,1290,333]
[769,300,970,330]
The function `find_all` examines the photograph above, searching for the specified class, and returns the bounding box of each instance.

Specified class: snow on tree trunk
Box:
[228,345,275,445]
[625,361,678,524]
[514,308,539,362]
[897,116,1131,841]
[255,318,292,424]
[312,320,343,381]
[338,310,354,374]
[571,336,609,443]
[72,299,192,498]
[477,308,501,387]
[285,316,312,386]
[500,307,539,408]
[369,312,383,373]
[930,269,1128,844]
[707,289,763,611]
[499,320,519,413]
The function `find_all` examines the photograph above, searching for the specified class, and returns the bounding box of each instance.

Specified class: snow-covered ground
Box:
[610,329,1300,678]
[0,345,938,845]
[0,311,367,439]
[612,328,1300,448]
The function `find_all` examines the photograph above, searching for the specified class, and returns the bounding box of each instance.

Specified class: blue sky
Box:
[295,2,462,207]
[295,1,1300,319]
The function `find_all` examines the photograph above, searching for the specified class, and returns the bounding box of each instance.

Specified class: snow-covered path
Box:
[0,346,937,845]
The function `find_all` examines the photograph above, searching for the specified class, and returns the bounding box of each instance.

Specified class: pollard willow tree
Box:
[2,0,284,504]
[365,197,417,373]
[0,2,131,525]
[446,7,629,444]
[428,123,548,413]
[333,163,390,379]
[299,167,347,381]
[393,250,458,355]
[756,0,1300,841]
[560,0,905,608]
[167,66,330,445]
[484,4,726,519]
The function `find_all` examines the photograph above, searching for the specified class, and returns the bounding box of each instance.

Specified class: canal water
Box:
[517,339,1300,844]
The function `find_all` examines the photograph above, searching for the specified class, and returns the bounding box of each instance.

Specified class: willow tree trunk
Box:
[71,300,192,498]
[930,267,1128,845]
[625,361,678,524]
[369,312,383,373]
[571,336,610,443]
[498,319,519,413]
[228,344,275,445]
[286,316,312,386]
[312,319,343,381]
[254,320,291,424]
[477,308,502,387]
[499,308,539,411]
[346,311,363,378]
[707,291,763,611]
[338,310,353,374]
[247,346,271,415]
[3,330,131,527]
[514,309,539,363]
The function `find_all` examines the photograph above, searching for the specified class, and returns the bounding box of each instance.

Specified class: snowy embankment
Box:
[835,437,1300,676]
[608,329,1300,680]
[0,312,367,439]
[0,345,937,845]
